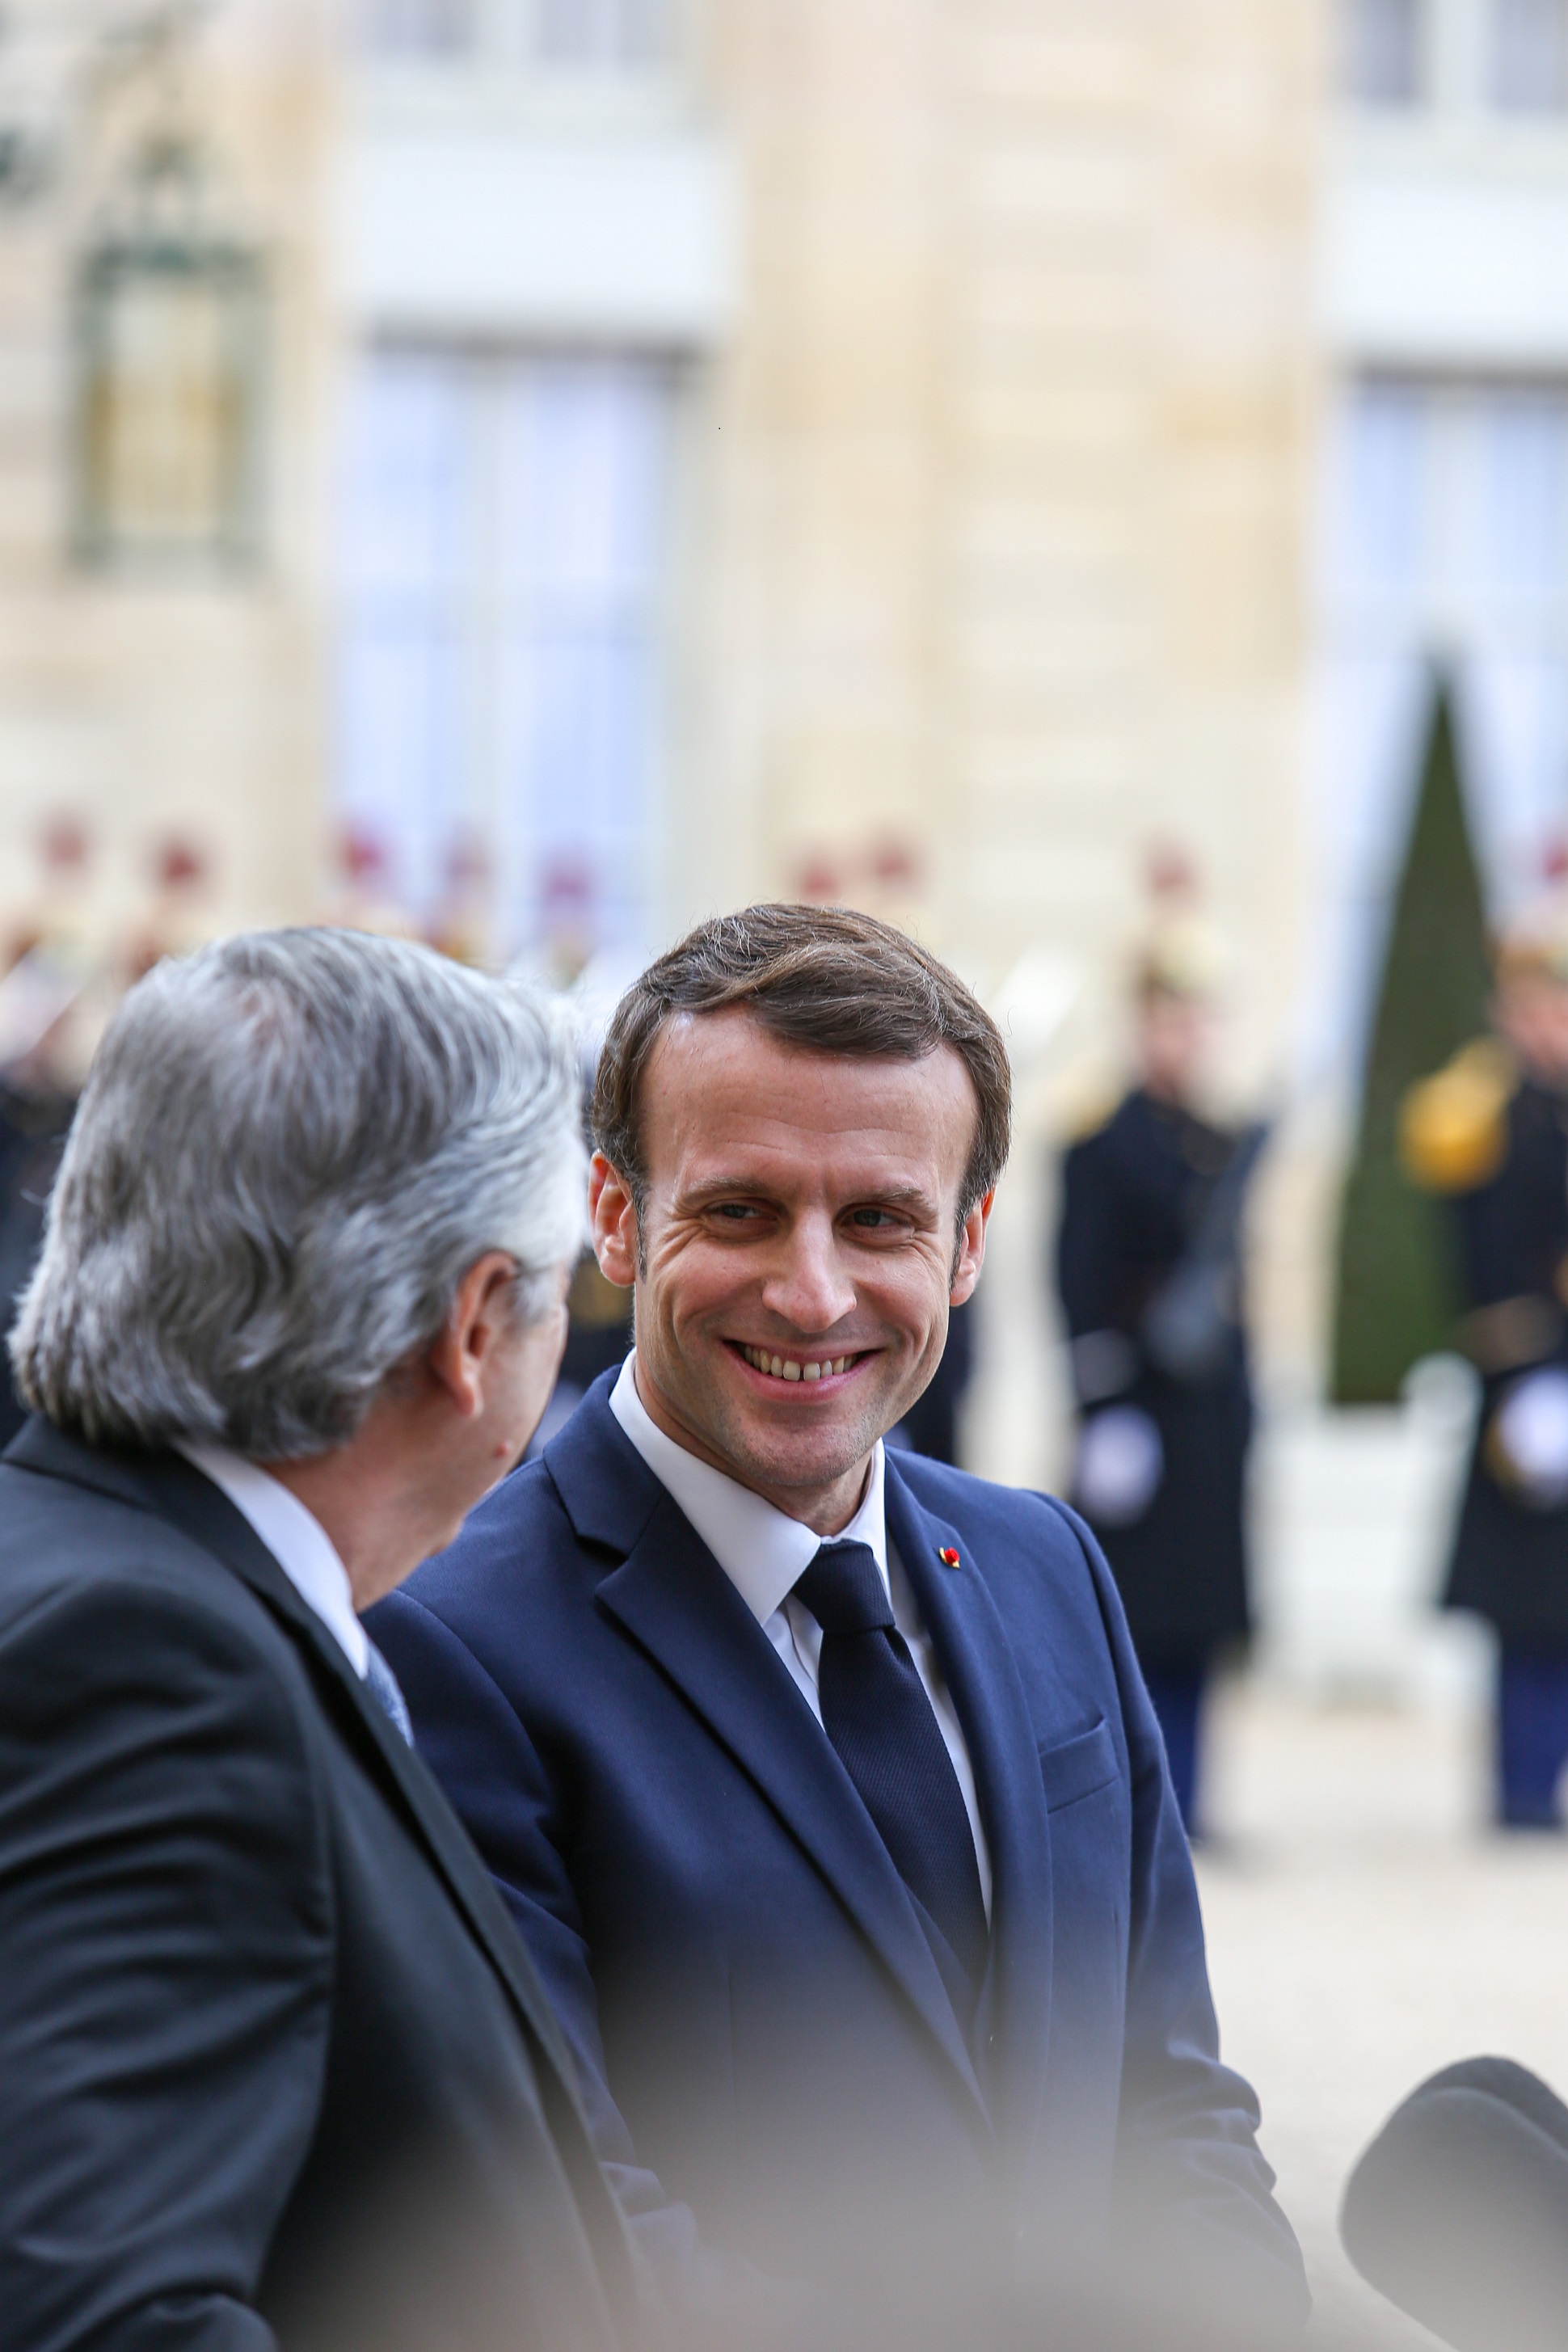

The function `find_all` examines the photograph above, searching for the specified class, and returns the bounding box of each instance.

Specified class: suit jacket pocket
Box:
[1038,1718,1119,1814]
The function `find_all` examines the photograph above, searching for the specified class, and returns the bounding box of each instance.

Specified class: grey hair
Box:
[11,927,586,1459]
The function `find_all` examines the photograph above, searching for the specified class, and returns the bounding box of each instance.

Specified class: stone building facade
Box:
[0,2,1564,1489]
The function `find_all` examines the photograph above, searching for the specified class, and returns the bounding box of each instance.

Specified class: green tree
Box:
[1330,684,1492,1403]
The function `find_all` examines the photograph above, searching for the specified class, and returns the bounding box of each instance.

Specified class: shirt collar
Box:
[174,1439,369,1678]
[608,1352,889,1625]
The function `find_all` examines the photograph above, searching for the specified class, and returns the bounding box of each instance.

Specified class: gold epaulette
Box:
[1057,1075,1121,1148]
[1399,1039,1516,1194]
[568,1253,633,1329]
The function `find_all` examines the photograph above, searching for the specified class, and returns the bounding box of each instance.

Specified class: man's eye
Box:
[849,1208,899,1229]
[711,1203,760,1222]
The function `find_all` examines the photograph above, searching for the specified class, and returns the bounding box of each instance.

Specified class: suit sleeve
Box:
[1044,1498,1310,2333]
[373,1587,803,2341]
[0,1576,332,2352]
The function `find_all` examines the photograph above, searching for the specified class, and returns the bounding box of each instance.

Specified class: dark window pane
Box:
[1342,0,1424,105]
[533,0,672,65]
[1490,0,1568,109]
[363,0,478,57]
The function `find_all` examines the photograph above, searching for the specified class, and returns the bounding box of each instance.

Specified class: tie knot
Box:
[794,1540,893,1637]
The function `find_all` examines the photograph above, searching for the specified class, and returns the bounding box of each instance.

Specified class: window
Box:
[1489,0,1568,110]
[1310,379,1568,1077]
[73,148,266,571]
[535,0,673,65]
[335,349,674,967]
[363,0,478,56]
[1341,0,1425,106]
[363,0,676,66]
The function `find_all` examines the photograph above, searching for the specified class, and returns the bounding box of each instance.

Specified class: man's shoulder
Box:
[396,1451,604,1635]
[0,1452,325,1774]
[889,1452,1098,1580]
[1060,1084,1137,1162]
[890,1456,1132,1702]
[0,1448,259,1630]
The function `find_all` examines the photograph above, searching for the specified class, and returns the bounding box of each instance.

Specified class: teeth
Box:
[742,1345,856,1380]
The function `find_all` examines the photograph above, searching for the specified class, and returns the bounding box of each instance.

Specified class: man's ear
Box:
[589,1153,639,1288]
[949,1188,994,1306]
[428,1251,519,1420]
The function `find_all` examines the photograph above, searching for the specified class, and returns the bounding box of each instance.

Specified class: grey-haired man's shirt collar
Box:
[174,1440,369,1678]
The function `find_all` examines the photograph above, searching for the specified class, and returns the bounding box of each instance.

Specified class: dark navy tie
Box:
[365,1638,414,1745]
[793,1540,988,1995]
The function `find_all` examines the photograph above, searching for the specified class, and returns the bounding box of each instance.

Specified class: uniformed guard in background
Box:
[1055,921,1266,1835]
[1404,902,1568,1827]
[888,1293,975,1465]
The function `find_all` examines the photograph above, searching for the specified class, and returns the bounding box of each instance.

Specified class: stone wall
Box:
[699,0,1326,1427]
[0,2,332,955]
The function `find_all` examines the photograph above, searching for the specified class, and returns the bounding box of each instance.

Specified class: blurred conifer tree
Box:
[1330,685,1491,1403]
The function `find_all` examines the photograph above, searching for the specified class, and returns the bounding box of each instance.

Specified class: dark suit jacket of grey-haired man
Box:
[0,929,639,2352]
[373,904,1310,2350]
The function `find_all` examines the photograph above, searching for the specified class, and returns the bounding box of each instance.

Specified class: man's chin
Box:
[714,1405,894,1503]
[643,1353,904,1498]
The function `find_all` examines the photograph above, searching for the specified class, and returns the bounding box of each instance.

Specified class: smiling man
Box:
[371,904,1307,2346]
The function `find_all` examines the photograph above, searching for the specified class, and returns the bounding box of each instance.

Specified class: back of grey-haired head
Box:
[12,927,586,1459]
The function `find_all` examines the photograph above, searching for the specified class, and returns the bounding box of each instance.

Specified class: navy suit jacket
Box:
[371,1374,1305,2331]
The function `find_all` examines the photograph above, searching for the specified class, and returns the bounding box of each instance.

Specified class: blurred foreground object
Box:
[1341,2056,1568,2352]
[1404,894,1568,1826]
[1056,900,1264,1836]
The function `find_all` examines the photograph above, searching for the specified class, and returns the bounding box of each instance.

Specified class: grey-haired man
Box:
[0,929,635,2352]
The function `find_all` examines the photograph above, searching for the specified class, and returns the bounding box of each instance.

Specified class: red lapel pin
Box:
[938,1546,960,1567]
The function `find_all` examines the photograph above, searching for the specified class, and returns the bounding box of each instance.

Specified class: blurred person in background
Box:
[0,929,636,2352]
[1056,920,1267,1837]
[528,1248,638,1456]
[374,903,1307,2348]
[1403,901,1568,1830]
[0,815,116,1447]
[0,831,224,1449]
[887,1292,976,1465]
[0,1040,77,1450]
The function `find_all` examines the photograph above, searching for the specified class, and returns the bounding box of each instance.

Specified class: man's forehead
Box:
[648,1007,971,1098]
[641,1011,976,1174]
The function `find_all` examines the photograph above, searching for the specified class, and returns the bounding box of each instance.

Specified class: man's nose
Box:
[761,1215,856,1334]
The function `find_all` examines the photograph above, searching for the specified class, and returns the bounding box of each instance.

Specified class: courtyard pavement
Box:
[1193,1683,1568,2346]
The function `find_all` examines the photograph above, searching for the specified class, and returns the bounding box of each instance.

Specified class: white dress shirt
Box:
[609,1354,992,1915]
[175,1440,369,1679]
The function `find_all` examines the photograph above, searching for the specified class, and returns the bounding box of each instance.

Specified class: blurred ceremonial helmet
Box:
[1133,842,1229,1004]
[1489,883,1568,1087]
[1493,889,1568,991]
[1134,915,1229,1005]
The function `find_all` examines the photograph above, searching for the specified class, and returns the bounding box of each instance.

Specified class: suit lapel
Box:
[550,1395,991,2136]
[884,1456,1055,2164]
[596,1494,993,2133]
[2,1418,633,2299]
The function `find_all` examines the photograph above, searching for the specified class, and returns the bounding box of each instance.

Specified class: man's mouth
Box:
[735,1342,863,1385]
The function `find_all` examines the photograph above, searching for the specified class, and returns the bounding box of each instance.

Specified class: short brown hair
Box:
[592,904,1011,1224]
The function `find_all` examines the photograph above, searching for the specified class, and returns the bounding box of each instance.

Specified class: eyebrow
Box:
[681,1175,939,1214]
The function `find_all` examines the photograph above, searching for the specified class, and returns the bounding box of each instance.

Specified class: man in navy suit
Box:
[373,903,1307,2344]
